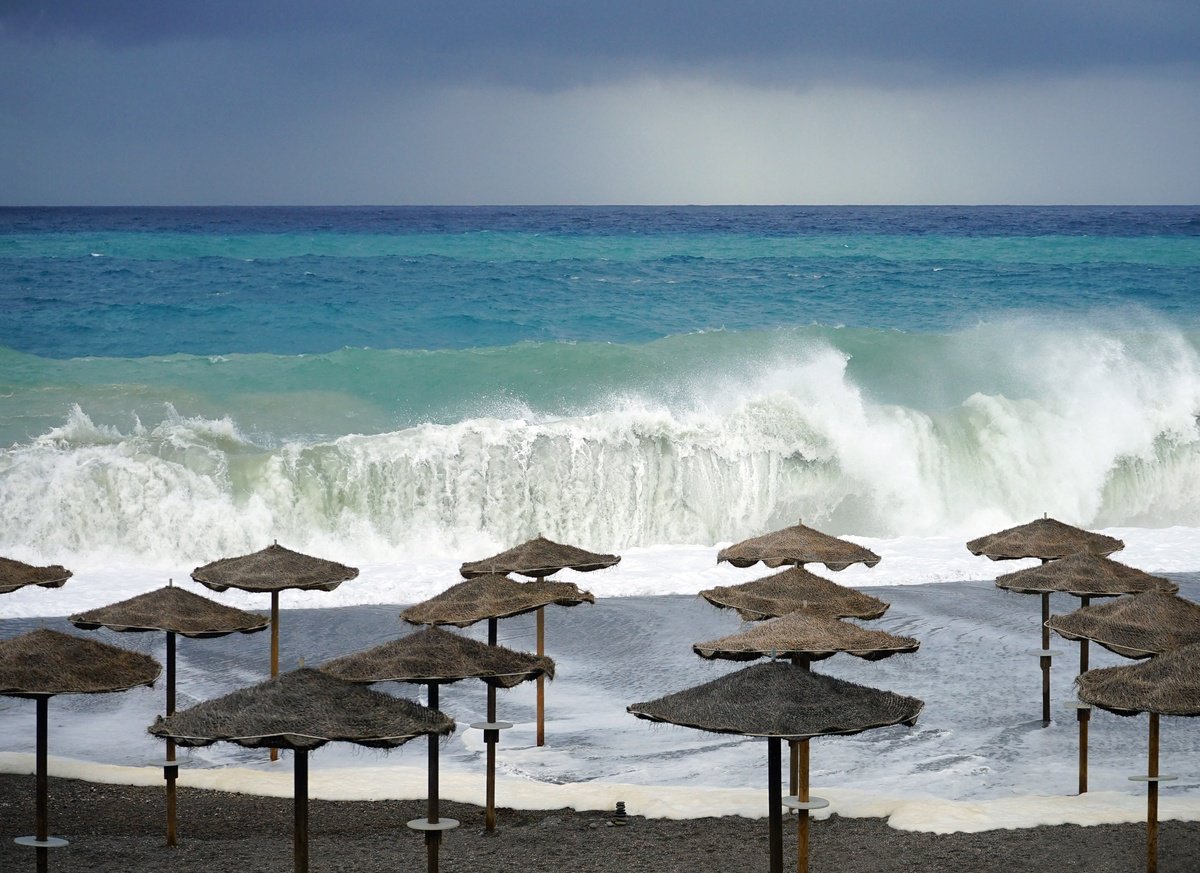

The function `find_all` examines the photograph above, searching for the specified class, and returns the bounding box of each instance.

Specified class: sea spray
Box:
[2,324,1198,564]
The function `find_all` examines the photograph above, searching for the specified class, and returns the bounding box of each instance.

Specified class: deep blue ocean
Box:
[2,205,1199,562]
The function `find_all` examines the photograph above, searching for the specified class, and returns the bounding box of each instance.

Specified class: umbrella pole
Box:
[1077,596,1090,795]
[486,617,498,832]
[271,592,280,763]
[294,748,309,873]
[36,695,49,873]
[768,737,783,873]
[1147,713,1160,873]
[536,606,545,747]
[796,738,812,873]
[427,683,441,873]
[166,630,179,847]
[1040,592,1052,724]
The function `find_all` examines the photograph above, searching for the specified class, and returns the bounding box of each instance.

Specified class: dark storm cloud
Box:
[4,0,1198,87]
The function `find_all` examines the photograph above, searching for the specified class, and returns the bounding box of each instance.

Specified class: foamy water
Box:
[2,530,1198,833]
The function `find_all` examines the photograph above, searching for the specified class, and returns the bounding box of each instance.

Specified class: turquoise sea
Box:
[2,206,1200,824]
[1,205,1199,562]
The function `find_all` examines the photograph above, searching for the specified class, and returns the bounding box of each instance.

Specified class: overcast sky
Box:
[2,1,1198,205]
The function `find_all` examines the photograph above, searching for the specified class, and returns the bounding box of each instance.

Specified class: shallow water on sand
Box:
[2,579,1198,816]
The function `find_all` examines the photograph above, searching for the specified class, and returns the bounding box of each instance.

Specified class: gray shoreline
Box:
[2,773,1198,872]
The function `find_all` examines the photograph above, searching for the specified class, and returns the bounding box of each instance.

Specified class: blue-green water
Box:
[1,206,1198,562]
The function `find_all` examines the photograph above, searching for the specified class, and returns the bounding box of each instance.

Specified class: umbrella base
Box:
[783,796,829,811]
[407,818,461,831]
[1025,648,1063,657]
[14,837,69,848]
[1129,775,1177,783]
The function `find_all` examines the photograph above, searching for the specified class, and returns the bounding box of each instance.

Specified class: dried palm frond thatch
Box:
[70,585,268,638]
[0,556,72,595]
[401,575,594,627]
[149,668,455,751]
[1048,591,1200,658]
[996,553,1177,597]
[629,661,923,739]
[966,517,1124,561]
[322,626,554,688]
[1076,641,1200,717]
[699,566,889,621]
[694,611,919,662]
[460,536,619,579]
[191,543,358,593]
[0,628,161,697]
[717,522,880,571]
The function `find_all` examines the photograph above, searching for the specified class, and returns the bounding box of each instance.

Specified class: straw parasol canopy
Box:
[717,521,880,571]
[629,662,922,873]
[693,611,919,663]
[628,660,923,739]
[1048,592,1200,659]
[401,575,594,628]
[192,543,359,762]
[995,553,1177,598]
[699,566,889,621]
[1077,640,1200,717]
[999,555,1177,795]
[191,543,358,594]
[69,584,268,847]
[322,626,554,688]
[149,666,452,750]
[402,576,589,831]
[458,536,615,749]
[321,627,554,872]
[69,585,268,638]
[151,668,454,873]
[969,517,1124,728]
[0,628,161,697]
[1076,642,1200,873]
[0,557,72,596]
[459,535,620,579]
[966,517,1124,561]
[1,628,159,870]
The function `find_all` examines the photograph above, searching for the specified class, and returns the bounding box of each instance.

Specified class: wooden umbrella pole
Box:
[427,683,441,873]
[536,606,545,747]
[768,737,783,873]
[486,617,498,832]
[1077,595,1090,795]
[797,738,811,873]
[1040,592,1052,724]
[790,657,810,797]
[271,591,280,763]
[36,695,49,873]
[166,630,179,847]
[294,749,309,873]
[1147,713,1160,873]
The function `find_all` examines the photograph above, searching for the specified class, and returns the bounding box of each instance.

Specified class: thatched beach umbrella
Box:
[699,566,889,622]
[402,574,591,830]
[693,613,919,873]
[69,583,268,845]
[322,627,554,873]
[0,628,160,873]
[1048,591,1200,659]
[149,667,454,873]
[191,543,358,760]
[628,662,923,873]
[717,521,881,571]
[461,535,618,746]
[997,554,1177,793]
[1076,641,1200,873]
[0,557,72,597]
[968,516,1124,724]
